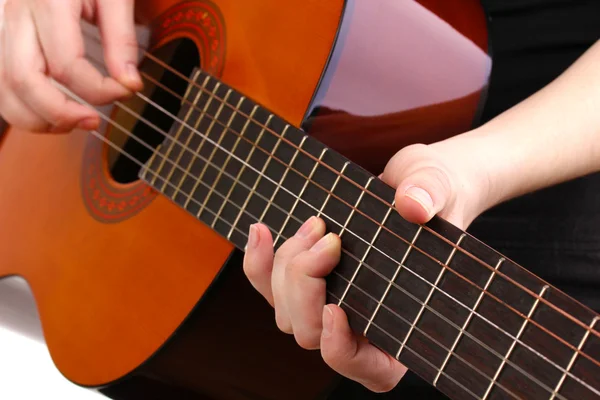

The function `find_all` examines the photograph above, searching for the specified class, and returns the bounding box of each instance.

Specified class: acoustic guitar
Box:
[0,0,598,399]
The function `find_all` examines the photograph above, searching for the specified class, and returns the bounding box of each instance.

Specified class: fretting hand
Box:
[243,141,490,392]
[243,36,600,389]
[0,0,141,133]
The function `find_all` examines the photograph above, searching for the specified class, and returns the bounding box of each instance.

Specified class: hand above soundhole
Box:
[0,0,142,133]
[243,143,488,393]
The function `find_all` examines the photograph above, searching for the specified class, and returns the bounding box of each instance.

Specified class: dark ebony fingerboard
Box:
[140,68,600,400]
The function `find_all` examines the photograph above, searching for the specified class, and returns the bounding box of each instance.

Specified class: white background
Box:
[0,327,106,399]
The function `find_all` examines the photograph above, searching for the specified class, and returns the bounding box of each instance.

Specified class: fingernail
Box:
[125,63,142,85]
[405,186,433,214]
[322,306,333,338]
[310,233,333,253]
[296,216,317,238]
[76,117,99,131]
[247,224,259,249]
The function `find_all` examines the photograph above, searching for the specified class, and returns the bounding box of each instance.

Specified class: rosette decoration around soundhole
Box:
[81,0,227,223]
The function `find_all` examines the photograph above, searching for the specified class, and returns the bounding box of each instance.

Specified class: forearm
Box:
[436,40,600,211]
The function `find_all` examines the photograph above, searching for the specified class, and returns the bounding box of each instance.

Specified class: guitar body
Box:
[0,0,490,398]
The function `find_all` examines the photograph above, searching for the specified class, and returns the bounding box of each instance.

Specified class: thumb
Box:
[96,0,143,91]
[381,144,454,225]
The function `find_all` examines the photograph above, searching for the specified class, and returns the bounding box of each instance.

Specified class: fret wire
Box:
[136,82,600,363]
[151,70,202,188]
[276,148,328,245]
[333,234,569,400]
[209,95,247,228]
[124,95,599,393]
[88,46,598,345]
[151,74,199,187]
[338,177,375,313]
[483,285,551,399]
[230,113,278,241]
[74,85,600,394]
[139,140,512,400]
[171,74,213,195]
[171,144,558,400]
[435,257,506,386]
[135,70,213,198]
[162,72,209,193]
[317,161,349,219]
[245,126,287,231]
[322,161,362,305]
[181,81,224,209]
[93,125,482,398]
[339,176,373,238]
[399,234,467,361]
[195,87,233,218]
[330,264,523,400]
[87,121,580,400]
[136,83,598,391]
[226,105,260,240]
[141,149,158,182]
[260,131,306,248]
[127,55,600,350]
[182,71,200,98]
[118,97,600,393]
[550,316,599,399]
[365,225,422,336]
[141,136,163,183]
[327,296,482,400]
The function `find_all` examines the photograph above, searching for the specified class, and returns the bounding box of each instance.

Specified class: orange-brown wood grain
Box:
[138,0,345,128]
[0,0,344,388]
[0,127,235,386]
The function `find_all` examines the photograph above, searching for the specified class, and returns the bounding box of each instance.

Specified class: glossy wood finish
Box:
[136,0,345,128]
[140,63,600,400]
[0,0,344,388]
[0,126,234,387]
[98,251,340,400]
[305,0,491,175]
[0,256,339,400]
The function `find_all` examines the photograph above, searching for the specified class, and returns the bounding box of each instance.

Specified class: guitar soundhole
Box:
[107,38,200,184]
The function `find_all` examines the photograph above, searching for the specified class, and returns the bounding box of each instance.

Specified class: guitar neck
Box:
[139,68,600,400]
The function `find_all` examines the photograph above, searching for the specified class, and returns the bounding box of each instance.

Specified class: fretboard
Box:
[139,69,600,400]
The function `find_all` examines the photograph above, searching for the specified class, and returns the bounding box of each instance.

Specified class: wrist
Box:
[429,127,505,220]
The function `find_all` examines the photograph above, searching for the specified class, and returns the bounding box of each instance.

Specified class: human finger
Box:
[285,232,341,350]
[381,144,454,224]
[31,0,131,105]
[271,216,326,333]
[96,0,143,90]
[320,305,408,393]
[243,223,275,307]
[0,88,49,131]
[2,0,97,132]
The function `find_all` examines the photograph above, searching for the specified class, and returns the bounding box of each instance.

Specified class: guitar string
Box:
[80,35,600,347]
[78,48,600,376]
[86,126,486,400]
[84,125,552,400]
[81,49,600,371]
[59,83,597,397]
[137,48,600,342]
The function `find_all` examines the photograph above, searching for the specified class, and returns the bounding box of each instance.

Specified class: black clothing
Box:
[474,0,600,314]
[330,0,600,398]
